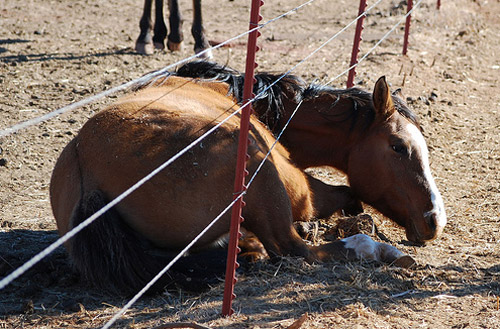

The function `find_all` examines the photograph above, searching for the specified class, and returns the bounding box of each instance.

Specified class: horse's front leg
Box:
[153,0,168,50]
[246,210,414,268]
[191,0,212,58]
[243,194,413,268]
[167,0,184,51]
[136,0,155,54]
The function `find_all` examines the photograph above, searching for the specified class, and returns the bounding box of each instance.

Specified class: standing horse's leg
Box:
[167,0,184,51]
[191,0,212,58]
[153,0,168,50]
[136,0,155,55]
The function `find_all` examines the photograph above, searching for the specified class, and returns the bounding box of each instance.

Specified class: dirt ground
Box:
[1,0,500,328]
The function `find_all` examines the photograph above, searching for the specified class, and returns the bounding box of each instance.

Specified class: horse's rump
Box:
[70,189,229,294]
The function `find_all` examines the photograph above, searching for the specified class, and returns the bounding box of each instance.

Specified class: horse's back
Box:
[114,76,236,119]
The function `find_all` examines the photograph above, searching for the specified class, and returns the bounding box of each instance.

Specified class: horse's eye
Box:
[391,144,407,155]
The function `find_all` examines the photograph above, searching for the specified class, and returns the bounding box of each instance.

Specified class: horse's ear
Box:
[373,76,395,120]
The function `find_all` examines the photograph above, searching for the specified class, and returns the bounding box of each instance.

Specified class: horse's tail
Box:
[69,190,228,295]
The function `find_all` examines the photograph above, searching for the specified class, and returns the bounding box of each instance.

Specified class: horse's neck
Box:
[281,120,353,172]
[251,91,356,171]
[281,131,351,172]
[269,144,352,221]
[276,95,361,173]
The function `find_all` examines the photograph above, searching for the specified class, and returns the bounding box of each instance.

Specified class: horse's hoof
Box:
[135,42,154,55]
[167,40,183,52]
[239,251,268,263]
[154,41,165,51]
[392,255,416,268]
[195,47,213,59]
[294,221,319,240]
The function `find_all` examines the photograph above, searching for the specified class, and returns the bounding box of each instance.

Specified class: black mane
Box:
[175,60,305,133]
[173,60,418,133]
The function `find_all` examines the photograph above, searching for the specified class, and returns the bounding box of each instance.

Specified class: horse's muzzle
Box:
[407,210,446,243]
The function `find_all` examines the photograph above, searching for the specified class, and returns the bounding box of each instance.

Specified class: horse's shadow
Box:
[1,228,499,327]
[0,229,104,316]
[102,259,500,328]
[0,38,30,46]
[0,38,30,56]
[0,38,138,64]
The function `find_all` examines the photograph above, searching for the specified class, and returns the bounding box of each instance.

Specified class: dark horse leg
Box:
[136,0,154,55]
[153,0,168,50]
[191,0,211,57]
[166,0,184,51]
[167,0,211,57]
[136,0,167,55]
[136,0,211,57]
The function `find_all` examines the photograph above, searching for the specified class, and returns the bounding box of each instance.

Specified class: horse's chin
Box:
[405,224,444,244]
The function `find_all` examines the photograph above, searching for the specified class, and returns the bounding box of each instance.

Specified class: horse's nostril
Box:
[426,212,437,231]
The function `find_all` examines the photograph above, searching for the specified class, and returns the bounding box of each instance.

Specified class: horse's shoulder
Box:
[248,115,292,161]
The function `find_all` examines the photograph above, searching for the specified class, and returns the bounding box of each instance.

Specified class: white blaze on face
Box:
[405,123,447,229]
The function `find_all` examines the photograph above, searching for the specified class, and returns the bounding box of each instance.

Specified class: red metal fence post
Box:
[347,0,367,88]
[222,0,263,317]
[402,0,413,55]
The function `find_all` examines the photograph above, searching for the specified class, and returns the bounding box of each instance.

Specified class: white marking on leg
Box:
[405,123,447,228]
[342,234,405,263]
[342,234,379,261]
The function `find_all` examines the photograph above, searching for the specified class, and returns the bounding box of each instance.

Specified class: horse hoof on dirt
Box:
[238,231,269,262]
[294,221,319,240]
[239,251,268,263]
[392,255,416,268]
[195,47,213,59]
[167,40,183,52]
[135,42,154,55]
[154,41,165,51]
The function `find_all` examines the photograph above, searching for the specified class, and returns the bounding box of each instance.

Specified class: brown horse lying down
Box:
[50,61,446,294]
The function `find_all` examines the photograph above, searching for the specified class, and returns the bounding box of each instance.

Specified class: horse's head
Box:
[347,77,446,243]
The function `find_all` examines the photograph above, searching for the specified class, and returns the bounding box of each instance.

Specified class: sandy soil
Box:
[1,0,499,328]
